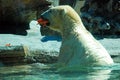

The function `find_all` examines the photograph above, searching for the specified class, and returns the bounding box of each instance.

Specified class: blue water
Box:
[0,63,120,80]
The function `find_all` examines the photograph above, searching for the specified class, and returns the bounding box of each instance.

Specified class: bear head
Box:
[37,5,81,32]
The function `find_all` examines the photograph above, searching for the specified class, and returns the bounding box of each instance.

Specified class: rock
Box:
[0,0,51,35]
[80,0,120,35]
[0,45,28,57]
[0,45,29,64]
[31,50,58,63]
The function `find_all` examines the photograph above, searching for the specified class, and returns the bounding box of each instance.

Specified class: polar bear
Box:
[37,5,113,70]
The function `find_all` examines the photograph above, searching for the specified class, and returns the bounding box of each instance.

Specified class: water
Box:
[0,63,120,80]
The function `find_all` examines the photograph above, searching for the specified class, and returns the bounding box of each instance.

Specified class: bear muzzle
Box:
[37,16,50,27]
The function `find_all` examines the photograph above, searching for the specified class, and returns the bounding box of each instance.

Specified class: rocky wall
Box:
[0,0,51,35]
[80,0,120,35]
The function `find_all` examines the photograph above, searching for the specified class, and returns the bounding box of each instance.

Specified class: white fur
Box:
[42,5,114,70]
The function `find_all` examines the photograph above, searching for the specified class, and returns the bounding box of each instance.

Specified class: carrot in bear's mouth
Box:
[37,18,49,27]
